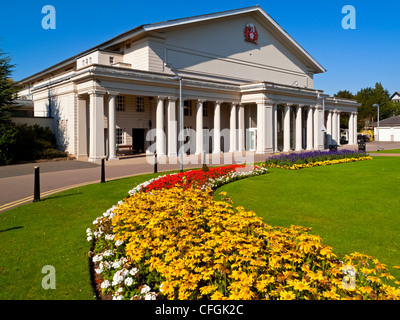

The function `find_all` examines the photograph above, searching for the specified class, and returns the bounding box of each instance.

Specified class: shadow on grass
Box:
[42,192,83,201]
[0,226,24,233]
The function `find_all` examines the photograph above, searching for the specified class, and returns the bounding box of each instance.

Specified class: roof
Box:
[18,6,325,85]
[372,115,400,127]
[389,92,400,100]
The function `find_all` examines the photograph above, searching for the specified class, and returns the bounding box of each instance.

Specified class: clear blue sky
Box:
[1,0,399,96]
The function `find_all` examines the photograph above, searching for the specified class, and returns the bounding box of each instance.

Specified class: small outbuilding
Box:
[372,115,400,141]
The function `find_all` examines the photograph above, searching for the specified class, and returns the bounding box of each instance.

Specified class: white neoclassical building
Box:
[17,6,360,161]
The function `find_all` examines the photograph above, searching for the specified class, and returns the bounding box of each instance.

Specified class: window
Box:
[116,128,124,145]
[184,101,191,116]
[116,95,125,111]
[109,56,114,64]
[136,97,144,112]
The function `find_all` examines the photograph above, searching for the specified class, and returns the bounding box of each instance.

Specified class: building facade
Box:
[17,6,360,161]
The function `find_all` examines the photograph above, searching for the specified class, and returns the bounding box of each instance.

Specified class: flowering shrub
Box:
[265,150,372,170]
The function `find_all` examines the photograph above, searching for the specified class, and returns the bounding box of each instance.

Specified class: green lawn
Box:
[370,149,400,153]
[215,156,400,279]
[0,171,176,300]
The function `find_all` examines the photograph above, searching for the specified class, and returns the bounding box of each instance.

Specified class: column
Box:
[196,99,204,155]
[230,103,237,152]
[353,112,358,144]
[167,98,177,157]
[88,90,105,161]
[337,111,341,145]
[107,92,118,160]
[313,106,319,150]
[257,103,265,153]
[295,105,303,151]
[77,94,87,158]
[213,101,221,154]
[273,105,278,152]
[156,97,166,156]
[327,110,332,146]
[306,107,313,150]
[283,104,291,152]
[332,110,338,145]
[238,104,245,152]
[316,107,324,150]
[265,103,274,153]
[348,112,354,145]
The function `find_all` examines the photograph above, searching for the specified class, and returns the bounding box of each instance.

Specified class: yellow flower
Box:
[279,290,296,300]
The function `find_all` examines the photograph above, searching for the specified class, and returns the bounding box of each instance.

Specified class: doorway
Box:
[132,129,145,153]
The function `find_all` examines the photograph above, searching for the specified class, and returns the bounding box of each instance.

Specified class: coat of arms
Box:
[244,23,258,44]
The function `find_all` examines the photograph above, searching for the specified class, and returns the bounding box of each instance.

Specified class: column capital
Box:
[197,99,207,104]
[88,89,107,96]
[167,96,177,102]
[107,91,119,97]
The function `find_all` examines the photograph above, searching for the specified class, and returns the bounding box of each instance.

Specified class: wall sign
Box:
[244,23,258,44]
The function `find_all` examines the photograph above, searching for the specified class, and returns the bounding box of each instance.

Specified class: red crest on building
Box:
[244,23,258,44]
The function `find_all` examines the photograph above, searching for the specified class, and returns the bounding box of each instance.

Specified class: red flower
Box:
[141,164,244,192]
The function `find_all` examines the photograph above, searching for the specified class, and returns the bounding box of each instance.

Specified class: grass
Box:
[370,149,400,153]
[215,156,400,280]
[0,171,177,300]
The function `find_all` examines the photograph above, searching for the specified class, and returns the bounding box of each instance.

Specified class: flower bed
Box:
[265,150,373,170]
[87,164,400,300]
[128,164,267,194]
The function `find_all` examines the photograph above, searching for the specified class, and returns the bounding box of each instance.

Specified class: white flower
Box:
[103,249,115,257]
[95,265,104,274]
[105,234,114,241]
[92,254,103,263]
[129,267,139,276]
[115,239,124,247]
[100,280,110,289]
[140,284,151,295]
[145,292,157,300]
[112,260,121,269]
[124,277,134,286]
[87,236,93,242]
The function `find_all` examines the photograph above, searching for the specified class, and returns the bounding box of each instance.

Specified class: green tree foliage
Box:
[0,49,18,165]
[335,83,400,131]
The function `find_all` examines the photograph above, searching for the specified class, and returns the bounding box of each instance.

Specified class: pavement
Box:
[1,141,399,213]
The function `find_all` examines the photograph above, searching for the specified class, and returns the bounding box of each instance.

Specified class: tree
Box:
[334,90,355,100]
[0,49,18,165]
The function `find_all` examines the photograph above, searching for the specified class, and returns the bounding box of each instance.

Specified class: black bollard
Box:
[101,158,105,183]
[154,152,158,173]
[33,166,40,202]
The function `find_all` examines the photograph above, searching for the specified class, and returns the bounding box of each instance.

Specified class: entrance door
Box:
[246,128,257,151]
[132,129,145,153]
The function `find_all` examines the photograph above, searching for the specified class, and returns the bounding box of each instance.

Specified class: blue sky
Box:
[1,0,399,96]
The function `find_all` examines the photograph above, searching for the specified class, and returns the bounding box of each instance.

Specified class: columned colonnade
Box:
[76,90,359,162]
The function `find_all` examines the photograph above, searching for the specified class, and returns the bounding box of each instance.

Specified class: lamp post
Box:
[172,76,183,172]
[372,104,379,152]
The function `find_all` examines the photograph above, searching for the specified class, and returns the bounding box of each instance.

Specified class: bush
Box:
[39,148,68,159]
[0,121,17,165]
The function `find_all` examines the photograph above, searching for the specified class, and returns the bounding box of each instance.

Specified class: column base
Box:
[108,156,119,161]
[88,156,106,162]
